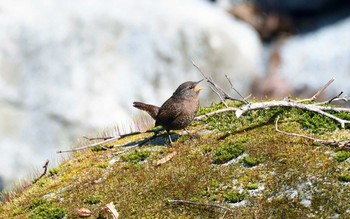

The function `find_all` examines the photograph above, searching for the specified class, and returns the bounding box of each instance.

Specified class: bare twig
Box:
[57,128,164,153]
[194,98,350,129]
[83,136,113,141]
[194,107,239,121]
[57,136,121,153]
[225,74,249,104]
[275,116,350,149]
[327,91,343,103]
[32,160,49,184]
[192,61,246,104]
[275,116,322,142]
[237,100,350,128]
[296,78,335,103]
[312,77,335,100]
[210,84,229,108]
[168,199,233,212]
[316,92,350,105]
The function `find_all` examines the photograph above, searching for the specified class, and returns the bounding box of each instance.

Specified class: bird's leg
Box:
[167,130,173,146]
[184,128,194,139]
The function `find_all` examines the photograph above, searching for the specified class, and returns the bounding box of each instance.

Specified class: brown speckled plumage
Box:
[133,80,203,143]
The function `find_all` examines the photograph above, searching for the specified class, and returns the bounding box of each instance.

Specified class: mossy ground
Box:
[1,101,350,218]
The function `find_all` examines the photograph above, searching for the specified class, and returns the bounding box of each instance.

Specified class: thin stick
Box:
[275,116,321,142]
[83,136,113,141]
[328,91,343,103]
[192,61,246,104]
[296,78,335,102]
[313,77,335,100]
[168,199,233,212]
[57,136,121,153]
[275,116,350,149]
[32,160,49,184]
[210,85,229,108]
[225,74,249,104]
[315,91,348,105]
[194,107,238,121]
[57,128,164,153]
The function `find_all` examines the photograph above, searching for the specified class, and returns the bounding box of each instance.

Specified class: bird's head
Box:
[173,80,204,99]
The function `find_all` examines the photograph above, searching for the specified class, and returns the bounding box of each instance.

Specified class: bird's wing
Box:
[155,97,184,127]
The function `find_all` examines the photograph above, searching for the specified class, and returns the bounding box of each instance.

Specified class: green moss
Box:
[121,150,151,164]
[297,111,338,134]
[224,191,246,203]
[98,163,109,169]
[212,139,246,164]
[201,102,348,135]
[246,183,259,190]
[84,194,102,205]
[49,168,59,176]
[241,156,264,167]
[209,179,220,189]
[334,151,350,162]
[30,198,49,209]
[201,145,213,154]
[29,198,65,219]
[1,101,350,218]
[91,145,104,152]
[338,174,350,182]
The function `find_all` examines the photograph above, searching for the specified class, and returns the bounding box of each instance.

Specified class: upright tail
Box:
[133,102,160,120]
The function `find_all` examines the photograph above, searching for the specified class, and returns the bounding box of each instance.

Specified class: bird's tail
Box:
[133,102,159,120]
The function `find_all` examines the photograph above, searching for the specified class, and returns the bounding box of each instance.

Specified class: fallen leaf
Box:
[106,202,119,219]
[75,208,92,217]
[156,151,177,166]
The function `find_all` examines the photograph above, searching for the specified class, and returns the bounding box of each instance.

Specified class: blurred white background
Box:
[1,0,350,191]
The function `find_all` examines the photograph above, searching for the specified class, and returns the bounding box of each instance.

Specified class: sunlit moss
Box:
[120,150,151,164]
[224,191,246,203]
[334,151,350,162]
[29,198,66,219]
[1,101,350,218]
[211,139,247,164]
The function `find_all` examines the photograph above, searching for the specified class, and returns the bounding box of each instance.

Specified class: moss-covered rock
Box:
[1,102,350,218]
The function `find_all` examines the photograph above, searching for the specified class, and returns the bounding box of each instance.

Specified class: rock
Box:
[0,0,262,186]
[279,17,350,97]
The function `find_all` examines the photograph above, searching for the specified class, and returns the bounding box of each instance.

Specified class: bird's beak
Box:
[194,79,205,92]
[194,86,204,92]
[195,81,204,92]
[192,79,204,92]
[196,79,204,84]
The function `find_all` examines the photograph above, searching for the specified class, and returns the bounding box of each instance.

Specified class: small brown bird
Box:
[133,80,203,144]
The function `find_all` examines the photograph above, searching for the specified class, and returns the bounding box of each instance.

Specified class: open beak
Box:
[194,79,205,92]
